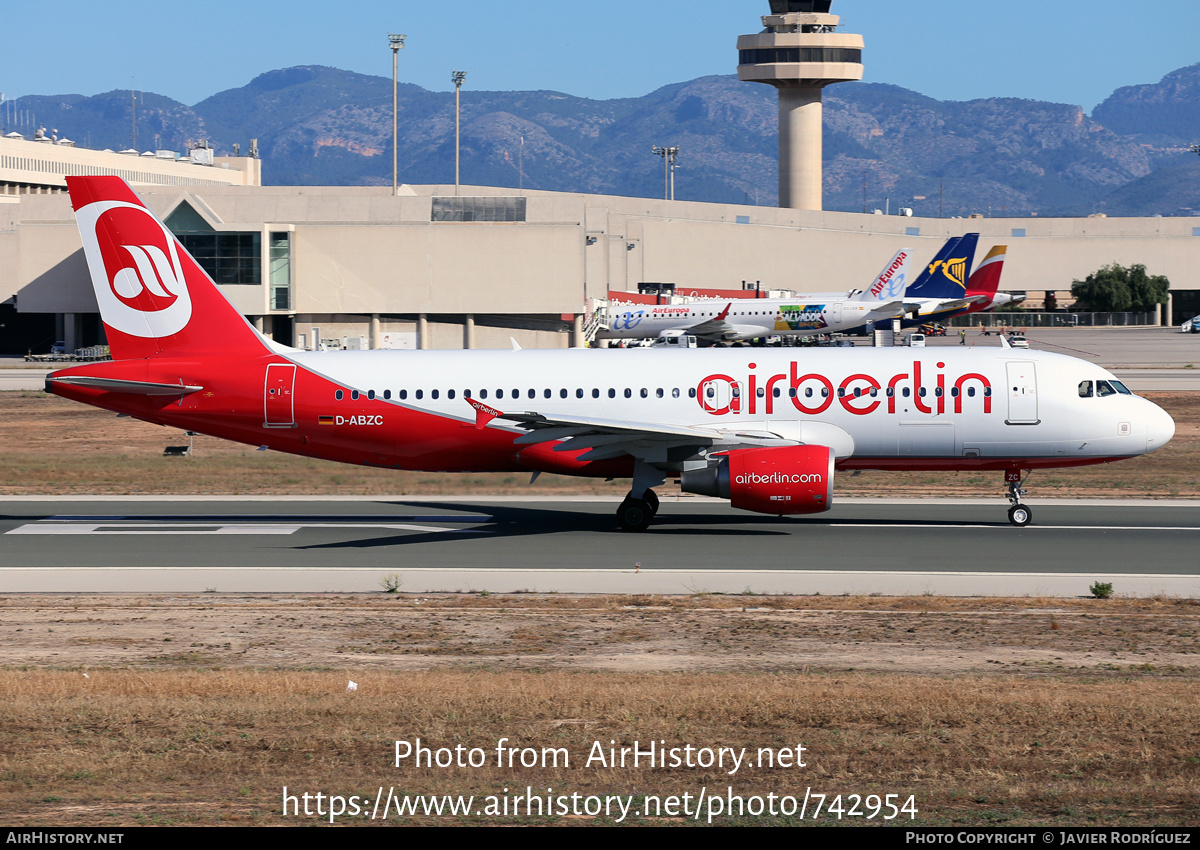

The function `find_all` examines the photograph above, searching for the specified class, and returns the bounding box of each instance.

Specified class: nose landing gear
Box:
[1005,469,1032,527]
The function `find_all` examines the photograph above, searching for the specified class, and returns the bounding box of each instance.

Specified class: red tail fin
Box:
[67,176,267,360]
[966,244,1007,300]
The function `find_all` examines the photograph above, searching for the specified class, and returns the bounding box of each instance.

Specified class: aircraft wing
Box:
[680,303,736,341]
[904,298,970,317]
[465,398,815,462]
[867,300,908,319]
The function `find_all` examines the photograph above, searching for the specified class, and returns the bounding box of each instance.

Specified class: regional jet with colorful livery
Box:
[596,249,918,344]
[48,178,1173,531]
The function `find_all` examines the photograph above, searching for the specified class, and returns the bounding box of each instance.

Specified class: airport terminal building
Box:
[1,134,1198,354]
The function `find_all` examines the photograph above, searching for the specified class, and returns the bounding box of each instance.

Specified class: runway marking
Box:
[43,513,493,523]
[6,516,494,536]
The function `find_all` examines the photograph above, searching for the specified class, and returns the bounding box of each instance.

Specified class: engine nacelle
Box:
[680,445,834,515]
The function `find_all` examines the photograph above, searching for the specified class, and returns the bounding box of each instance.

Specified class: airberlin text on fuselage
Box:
[696,360,993,418]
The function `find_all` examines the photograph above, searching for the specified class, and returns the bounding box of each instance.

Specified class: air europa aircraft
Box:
[596,248,917,344]
[48,177,1174,531]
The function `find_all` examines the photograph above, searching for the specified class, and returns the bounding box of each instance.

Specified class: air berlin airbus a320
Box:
[48,177,1174,530]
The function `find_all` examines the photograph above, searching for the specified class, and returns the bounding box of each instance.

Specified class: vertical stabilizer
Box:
[854,248,913,302]
[906,234,980,300]
[67,176,267,360]
[966,245,1007,300]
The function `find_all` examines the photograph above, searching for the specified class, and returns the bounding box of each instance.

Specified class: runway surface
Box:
[1,496,1195,597]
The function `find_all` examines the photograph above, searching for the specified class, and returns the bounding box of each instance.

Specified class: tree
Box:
[1125,264,1170,312]
[1071,263,1168,312]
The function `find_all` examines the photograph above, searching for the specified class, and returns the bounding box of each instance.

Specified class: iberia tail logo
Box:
[75,200,193,339]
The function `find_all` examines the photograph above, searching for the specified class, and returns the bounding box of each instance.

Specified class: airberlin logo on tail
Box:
[75,200,193,338]
[112,244,180,310]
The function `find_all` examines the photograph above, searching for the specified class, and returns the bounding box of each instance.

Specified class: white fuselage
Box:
[287,346,1173,470]
[596,298,893,342]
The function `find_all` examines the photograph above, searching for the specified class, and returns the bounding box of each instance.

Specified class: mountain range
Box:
[8,62,1200,218]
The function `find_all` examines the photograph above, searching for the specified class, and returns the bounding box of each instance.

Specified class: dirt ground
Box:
[4,593,1198,676]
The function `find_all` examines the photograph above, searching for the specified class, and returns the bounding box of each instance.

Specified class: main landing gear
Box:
[617,488,659,532]
[1005,470,1033,527]
[617,461,666,532]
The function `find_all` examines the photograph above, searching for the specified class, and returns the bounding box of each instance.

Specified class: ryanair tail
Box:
[906,234,980,301]
[67,176,268,360]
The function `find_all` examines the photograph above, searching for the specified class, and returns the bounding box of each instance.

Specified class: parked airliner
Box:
[596,249,918,344]
[48,177,1174,531]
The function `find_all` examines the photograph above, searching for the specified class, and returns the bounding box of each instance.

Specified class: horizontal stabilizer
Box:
[47,376,203,396]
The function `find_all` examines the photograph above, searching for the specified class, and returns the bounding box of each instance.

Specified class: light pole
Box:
[389,33,406,196]
[452,70,467,195]
[651,145,680,201]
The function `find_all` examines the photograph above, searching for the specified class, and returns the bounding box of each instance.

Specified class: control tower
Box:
[737,1,863,210]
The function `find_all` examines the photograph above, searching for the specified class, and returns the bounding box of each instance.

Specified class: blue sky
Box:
[3,1,1198,112]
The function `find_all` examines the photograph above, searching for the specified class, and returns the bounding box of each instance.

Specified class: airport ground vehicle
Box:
[649,331,698,348]
[48,177,1175,530]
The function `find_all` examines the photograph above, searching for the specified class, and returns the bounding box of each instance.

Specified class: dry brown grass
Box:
[2,593,1199,826]
[2,669,1197,826]
[2,391,1197,497]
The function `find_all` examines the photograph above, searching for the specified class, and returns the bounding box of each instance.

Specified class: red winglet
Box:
[715,303,732,321]
[466,396,504,430]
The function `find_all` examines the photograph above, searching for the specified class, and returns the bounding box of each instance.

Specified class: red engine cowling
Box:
[681,445,834,515]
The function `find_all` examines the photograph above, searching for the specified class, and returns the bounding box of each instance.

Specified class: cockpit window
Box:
[1096,380,1116,397]
[1078,380,1093,398]
[1110,380,1132,395]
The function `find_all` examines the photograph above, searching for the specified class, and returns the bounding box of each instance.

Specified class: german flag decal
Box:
[318,415,335,425]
